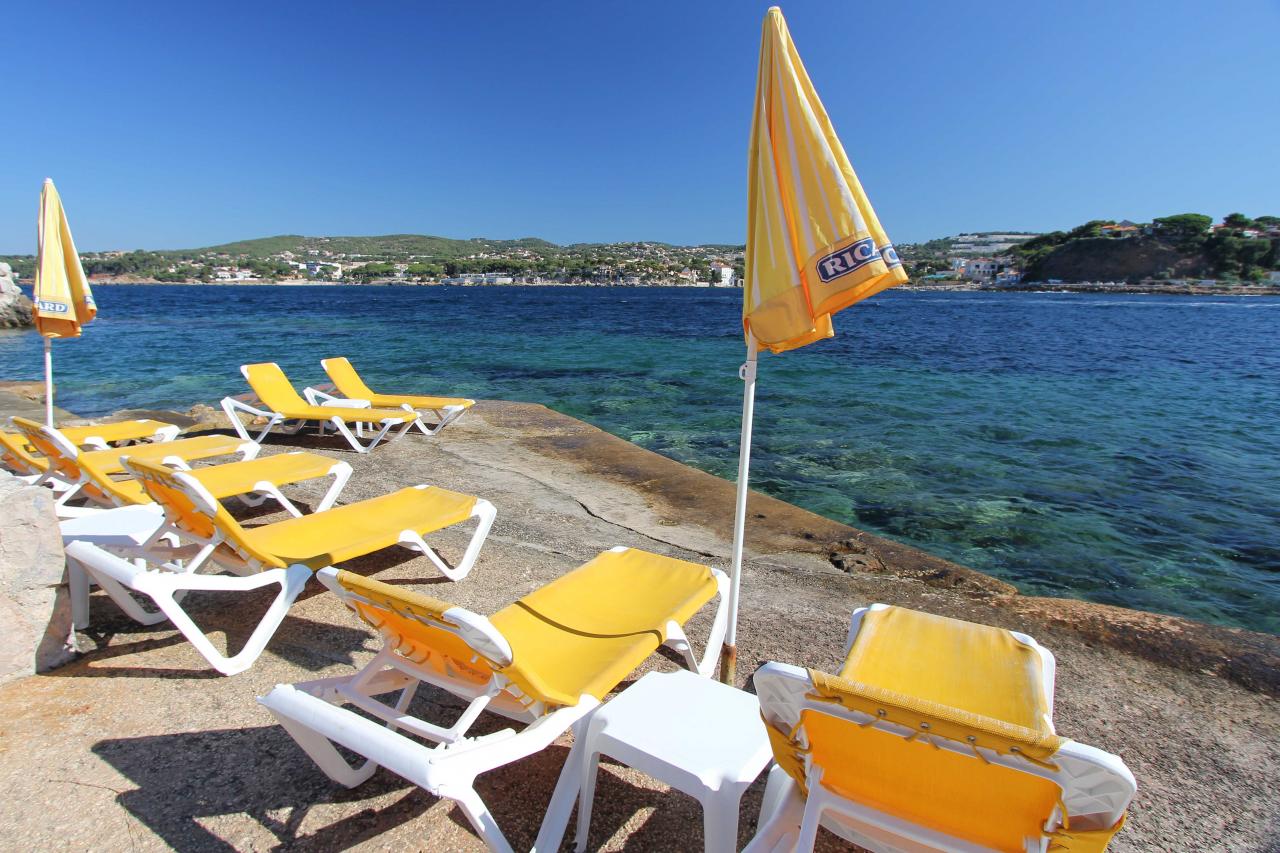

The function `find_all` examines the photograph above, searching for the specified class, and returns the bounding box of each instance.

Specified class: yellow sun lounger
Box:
[259,547,729,853]
[308,356,475,436]
[122,455,496,582]
[0,430,51,480]
[747,604,1136,853]
[1,418,177,482]
[56,418,180,448]
[223,362,418,453]
[11,416,258,516]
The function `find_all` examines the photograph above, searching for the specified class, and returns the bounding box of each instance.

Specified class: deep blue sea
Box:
[3,284,1277,634]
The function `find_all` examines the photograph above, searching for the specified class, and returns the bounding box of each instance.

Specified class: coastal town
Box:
[3,211,1277,295]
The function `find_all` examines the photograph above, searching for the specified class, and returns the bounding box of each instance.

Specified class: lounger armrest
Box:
[303,385,343,406]
[221,395,280,443]
[221,394,272,418]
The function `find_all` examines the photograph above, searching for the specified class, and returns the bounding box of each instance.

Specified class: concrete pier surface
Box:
[0,400,1277,850]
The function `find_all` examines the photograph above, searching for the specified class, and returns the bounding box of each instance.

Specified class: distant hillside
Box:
[187,233,564,260]
[1009,215,1279,283]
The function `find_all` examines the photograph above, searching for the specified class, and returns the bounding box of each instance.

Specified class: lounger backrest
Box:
[330,569,539,696]
[321,357,377,400]
[123,456,287,569]
[0,430,47,475]
[757,662,1078,852]
[12,417,90,487]
[242,362,311,414]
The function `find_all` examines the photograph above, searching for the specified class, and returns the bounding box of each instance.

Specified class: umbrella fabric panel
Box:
[744,7,906,355]
[33,179,95,340]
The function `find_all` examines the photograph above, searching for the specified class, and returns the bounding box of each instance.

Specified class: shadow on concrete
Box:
[92,724,430,851]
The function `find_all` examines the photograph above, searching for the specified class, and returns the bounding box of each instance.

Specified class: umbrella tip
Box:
[43,177,53,184]
[767,5,782,14]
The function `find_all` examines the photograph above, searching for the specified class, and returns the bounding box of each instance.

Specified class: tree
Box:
[1223,213,1255,230]
[1066,220,1114,240]
[1151,213,1212,246]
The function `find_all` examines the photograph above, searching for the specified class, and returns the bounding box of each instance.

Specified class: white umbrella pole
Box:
[43,336,54,427]
[720,334,759,685]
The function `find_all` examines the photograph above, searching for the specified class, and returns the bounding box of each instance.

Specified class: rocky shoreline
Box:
[0,262,34,328]
[0,395,1276,849]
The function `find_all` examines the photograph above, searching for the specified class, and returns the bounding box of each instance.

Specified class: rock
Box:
[0,262,34,329]
[186,402,248,434]
[0,471,77,683]
[0,380,48,402]
[106,408,199,430]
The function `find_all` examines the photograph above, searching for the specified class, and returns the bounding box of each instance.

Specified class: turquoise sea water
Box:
[2,284,1277,634]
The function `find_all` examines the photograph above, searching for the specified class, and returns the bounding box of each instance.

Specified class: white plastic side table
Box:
[572,669,772,852]
[59,505,169,629]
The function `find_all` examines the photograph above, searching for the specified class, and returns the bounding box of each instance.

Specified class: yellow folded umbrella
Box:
[33,179,96,425]
[723,7,909,683]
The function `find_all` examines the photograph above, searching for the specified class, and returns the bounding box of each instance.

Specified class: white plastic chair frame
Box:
[259,553,730,853]
[304,382,472,437]
[745,606,1136,853]
[221,386,414,454]
[63,536,312,676]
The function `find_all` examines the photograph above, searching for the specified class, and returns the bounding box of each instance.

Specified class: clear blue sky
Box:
[2,1,1277,253]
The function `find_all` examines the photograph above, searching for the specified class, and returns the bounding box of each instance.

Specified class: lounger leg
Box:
[142,563,311,675]
[793,772,826,853]
[533,711,596,853]
[400,498,496,582]
[743,766,805,853]
[410,405,468,437]
[315,462,353,512]
[272,713,381,787]
[447,785,515,853]
[73,555,171,626]
[331,418,373,453]
[222,398,253,441]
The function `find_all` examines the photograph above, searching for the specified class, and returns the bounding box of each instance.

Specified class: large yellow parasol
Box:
[722,7,908,683]
[33,178,96,426]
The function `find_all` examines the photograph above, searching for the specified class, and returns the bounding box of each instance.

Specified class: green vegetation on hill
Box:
[1007,213,1279,283]
[2,233,747,285]
[192,233,564,261]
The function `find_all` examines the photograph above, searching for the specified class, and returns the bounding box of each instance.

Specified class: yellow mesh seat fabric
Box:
[93,476,149,505]
[839,606,1052,731]
[367,392,475,411]
[336,549,718,709]
[490,549,719,706]
[801,706,1063,853]
[188,452,337,498]
[243,362,414,423]
[239,486,477,569]
[80,434,248,476]
[59,419,172,445]
[324,357,474,411]
[0,431,48,474]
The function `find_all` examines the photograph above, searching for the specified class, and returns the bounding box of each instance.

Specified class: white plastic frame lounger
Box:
[259,547,729,853]
[122,454,496,582]
[222,362,417,453]
[746,604,1136,853]
[306,356,475,436]
[11,415,259,517]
